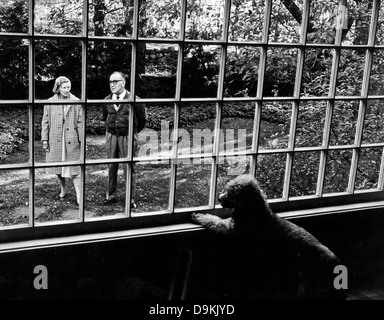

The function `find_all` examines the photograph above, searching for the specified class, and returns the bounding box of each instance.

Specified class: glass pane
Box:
[0,105,29,165]
[34,105,45,163]
[290,151,320,197]
[306,0,338,44]
[259,101,292,150]
[216,155,252,205]
[175,161,212,209]
[131,161,172,214]
[88,0,133,37]
[87,41,132,99]
[185,0,225,41]
[34,167,81,224]
[376,2,384,45]
[224,46,260,97]
[268,0,302,43]
[0,0,28,33]
[295,101,326,148]
[264,47,298,97]
[35,0,83,35]
[355,147,382,190]
[0,38,29,100]
[0,169,29,227]
[181,44,221,98]
[362,100,384,144]
[256,153,286,199]
[221,102,255,153]
[324,149,352,194]
[368,50,384,96]
[137,43,178,99]
[229,0,265,42]
[136,103,175,160]
[35,39,82,99]
[301,48,334,97]
[329,100,359,146]
[335,49,366,96]
[139,0,181,39]
[178,103,216,157]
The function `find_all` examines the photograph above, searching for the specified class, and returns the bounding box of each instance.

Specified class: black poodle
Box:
[191,174,347,300]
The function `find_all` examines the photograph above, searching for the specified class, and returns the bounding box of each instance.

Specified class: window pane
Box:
[0,38,29,100]
[355,147,382,191]
[0,169,30,228]
[264,47,298,97]
[0,105,29,165]
[268,0,302,43]
[324,149,352,194]
[34,167,81,224]
[0,0,28,33]
[256,153,286,199]
[224,46,260,98]
[362,100,384,145]
[35,0,83,35]
[88,0,133,37]
[175,161,212,209]
[290,151,320,197]
[35,39,82,99]
[335,49,366,96]
[181,44,221,98]
[329,100,359,146]
[368,50,384,96]
[139,0,181,39]
[295,101,326,148]
[301,48,334,97]
[376,2,384,45]
[87,41,132,99]
[185,0,225,41]
[221,102,255,153]
[137,43,178,99]
[259,101,292,150]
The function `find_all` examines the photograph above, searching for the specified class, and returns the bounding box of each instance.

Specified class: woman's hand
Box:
[42,141,50,152]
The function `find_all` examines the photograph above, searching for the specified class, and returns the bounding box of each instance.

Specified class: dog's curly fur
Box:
[191,174,347,300]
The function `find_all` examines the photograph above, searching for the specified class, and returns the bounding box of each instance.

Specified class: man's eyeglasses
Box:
[109,79,124,86]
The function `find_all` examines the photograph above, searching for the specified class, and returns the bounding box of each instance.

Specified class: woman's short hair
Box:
[52,76,71,93]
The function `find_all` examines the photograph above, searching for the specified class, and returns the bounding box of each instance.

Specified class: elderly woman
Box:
[41,76,82,206]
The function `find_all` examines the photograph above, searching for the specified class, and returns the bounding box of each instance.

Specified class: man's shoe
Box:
[103,198,117,205]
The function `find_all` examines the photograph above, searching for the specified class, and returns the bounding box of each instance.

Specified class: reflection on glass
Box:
[290,151,320,197]
[324,149,352,194]
[175,161,212,209]
[329,100,359,146]
[259,101,292,150]
[224,46,260,97]
[34,0,83,35]
[295,101,326,148]
[181,45,221,98]
[185,0,225,40]
[264,48,297,97]
[88,0,133,37]
[87,41,132,99]
[0,0,28,33]
[336,49,366,96]
[377,4,384,45]
[355,147,382,191]
[0,38,29,100]
[301,48,333,97]
[362,100,384,144]
[34,167,80,224]
[139,0,181,39]
[0,169,30,227]
[137,43,178,99]
[368,50,384,96]
[256,153,286,199]
[0,105,29,165]
[35,39,82,99]
[229,0,265,42]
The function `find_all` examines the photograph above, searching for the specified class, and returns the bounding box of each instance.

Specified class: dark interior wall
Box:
[0,208,383,300]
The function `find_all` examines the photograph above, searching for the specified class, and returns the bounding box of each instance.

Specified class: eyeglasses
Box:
[109,79,124,86]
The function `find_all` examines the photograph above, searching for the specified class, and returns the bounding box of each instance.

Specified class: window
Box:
[1,0,384,243]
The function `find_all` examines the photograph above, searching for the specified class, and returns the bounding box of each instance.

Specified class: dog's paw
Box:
[191,213,204,224]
